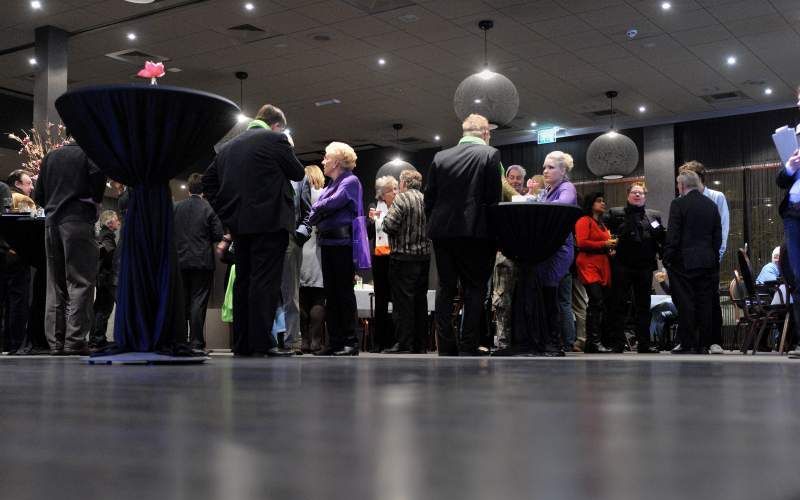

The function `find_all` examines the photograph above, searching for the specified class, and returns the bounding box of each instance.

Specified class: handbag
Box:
[352,180,372,270]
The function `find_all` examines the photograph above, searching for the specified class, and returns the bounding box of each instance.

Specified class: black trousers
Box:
[433,238,495,354]
[709,270,722,347]
[668,266,715,350]
[300,286,326,351]
[390,257,430,352]
[372,254,394,350]
[91,283,115,347]
[585,283,614,347]
[233,231,288,355]
[181,269,213,349]
[611,265,653,349]
[3,261,30,353]
[321,244,357,350]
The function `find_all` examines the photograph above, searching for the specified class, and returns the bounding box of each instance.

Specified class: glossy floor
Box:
[1,353,800,500]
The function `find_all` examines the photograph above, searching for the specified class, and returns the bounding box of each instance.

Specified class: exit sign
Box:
[537,127,558,144]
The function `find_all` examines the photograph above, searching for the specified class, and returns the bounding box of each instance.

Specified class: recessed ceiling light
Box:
[378,58,386,66]
[765,87,773,95]
[28,57,37,66]
[474,98,481,104]
[726,55,737,66]
[180,184,187,190]
[638,105,647,113]
[434,135,441,141]
[530,121,537,127]
[713,180,721,185]
[244,2,254,11]
[661,1,671,10]
[127,33,137,41]
[30,0,42,9]
[236,113,248,123]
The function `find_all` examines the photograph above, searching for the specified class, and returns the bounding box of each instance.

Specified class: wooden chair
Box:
[737,249,787,354]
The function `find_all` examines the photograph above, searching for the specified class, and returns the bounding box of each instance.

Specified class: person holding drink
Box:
[575,193,616,353]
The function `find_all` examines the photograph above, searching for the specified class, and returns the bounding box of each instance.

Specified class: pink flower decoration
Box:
[137,61,166,84]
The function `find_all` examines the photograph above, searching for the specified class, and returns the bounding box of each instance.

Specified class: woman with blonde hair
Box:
[307,143,364,356]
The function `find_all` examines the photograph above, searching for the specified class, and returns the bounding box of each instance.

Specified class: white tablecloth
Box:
[354,287,436,318]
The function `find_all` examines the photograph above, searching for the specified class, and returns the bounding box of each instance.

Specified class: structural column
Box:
[643,124,676,225]
[33,25,68,131]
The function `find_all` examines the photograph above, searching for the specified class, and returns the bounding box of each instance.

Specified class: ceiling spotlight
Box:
[474,98,482,104]
[638,105,647,113]
[378,58,386,66]
[661,1,671,10]
[244,2,254,11]
[530,121,537,127]
[765,87,773,95]
[607,130,619,138]
[434,134,441,141]
[726,55,737,66]
[236,113,248,123]
[30,0,42,9]
[127,33,137,41]
[391,157,403,165]
[180,184,187,190]
[478,68,494,80]
[28,57,37,66]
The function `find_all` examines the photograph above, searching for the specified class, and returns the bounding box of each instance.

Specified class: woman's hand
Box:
[604,238,617,248]
[655,271,667,283]
[368,207,379,221]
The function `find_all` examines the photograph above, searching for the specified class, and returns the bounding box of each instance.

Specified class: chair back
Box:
[737,248,758,300]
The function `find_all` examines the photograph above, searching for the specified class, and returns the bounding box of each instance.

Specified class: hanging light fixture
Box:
[377,123,416,184]
[586,90,640,180]
[215,71,248,152]
[453,20,519,127]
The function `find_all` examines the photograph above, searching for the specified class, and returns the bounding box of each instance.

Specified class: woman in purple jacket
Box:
[307,142,363,356]
[535,151,579,356]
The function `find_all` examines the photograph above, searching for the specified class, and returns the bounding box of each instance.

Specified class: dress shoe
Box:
[637,346,661,354]
[583,342,612,354]
[382,344,411,354]
[49,349,64,356]
[512,351,543,357]
[333,346,359,356]
[543,350,566,357]
[671,345,696,354]
[709,344,724,354]
[266,347,295,357]
[63,347,91,356]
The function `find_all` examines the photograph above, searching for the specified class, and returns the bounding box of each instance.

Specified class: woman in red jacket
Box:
[575,192,617,353]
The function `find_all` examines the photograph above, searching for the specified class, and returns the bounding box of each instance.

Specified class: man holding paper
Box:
[777,126,800,358]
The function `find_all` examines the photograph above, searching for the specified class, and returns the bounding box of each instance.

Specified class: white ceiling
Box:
[1,0,799,154]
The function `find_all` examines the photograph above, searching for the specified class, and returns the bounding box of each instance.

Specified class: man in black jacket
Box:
[663,170,722,354]
[174,173,224,352]
[606,182,665,353]
[203,104,304,357]
[425,113,502,355]
[34,142,106,355]
[90,210,120,349]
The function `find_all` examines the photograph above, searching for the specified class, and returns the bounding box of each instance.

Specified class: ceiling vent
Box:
[106,49,170,65]
[314,98,341,107]
[582,109,629,119]
[700,90,748,103]
[343,0,416,14]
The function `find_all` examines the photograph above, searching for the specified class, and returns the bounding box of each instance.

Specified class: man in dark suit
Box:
[663,170,722,354]
[425,113,502,355]
[90,210,120,350]
[605,182,665,353]
[35,142,106,355]
[174,173,224,352]
[203,104,304,357]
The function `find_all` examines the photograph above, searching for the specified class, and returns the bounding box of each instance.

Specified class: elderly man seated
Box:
[757,246,781,284]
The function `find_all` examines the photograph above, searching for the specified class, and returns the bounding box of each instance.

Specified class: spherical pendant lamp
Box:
[453,20,519,127]
[376,123,417,188]
[586,91,639,180]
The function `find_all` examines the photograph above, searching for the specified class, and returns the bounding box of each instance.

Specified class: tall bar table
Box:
[489,202,582,355]
[55,85,238,361]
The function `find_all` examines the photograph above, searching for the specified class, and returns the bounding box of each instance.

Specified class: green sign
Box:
[537,127,558,144]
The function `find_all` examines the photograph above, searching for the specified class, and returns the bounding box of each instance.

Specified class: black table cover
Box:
[55,85,238,353]
[489,202,583,264]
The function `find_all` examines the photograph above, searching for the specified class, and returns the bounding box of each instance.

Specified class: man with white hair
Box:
[505,165,526,196]
[663,170,721,354]
[756,246,782,284]
[425,113,502,355]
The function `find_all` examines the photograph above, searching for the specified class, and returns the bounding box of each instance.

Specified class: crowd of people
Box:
[0,102,796,358]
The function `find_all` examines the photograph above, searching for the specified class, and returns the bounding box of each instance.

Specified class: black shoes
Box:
[266,347,295,357]
[584,342,612,354]
[637,346,661,354]
[670,344,696,354]
[382,343,412,354]
[333,346,359,356]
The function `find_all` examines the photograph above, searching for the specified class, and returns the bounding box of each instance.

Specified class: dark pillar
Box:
[33,26,68,131]
[644,124,675,225]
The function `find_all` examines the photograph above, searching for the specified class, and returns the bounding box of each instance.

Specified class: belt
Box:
[319,225,351,240]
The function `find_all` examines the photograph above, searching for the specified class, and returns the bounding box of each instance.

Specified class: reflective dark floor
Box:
[2,354,800,500]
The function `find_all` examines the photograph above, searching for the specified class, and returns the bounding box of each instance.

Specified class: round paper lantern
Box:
[453,71,519,126]
[376,159,416,182]
[586,132,639,180]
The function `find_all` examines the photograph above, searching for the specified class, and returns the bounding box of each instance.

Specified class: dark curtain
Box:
[55,84,238,352]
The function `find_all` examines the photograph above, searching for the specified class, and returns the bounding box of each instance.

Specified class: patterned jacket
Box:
[382,188,432,260]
